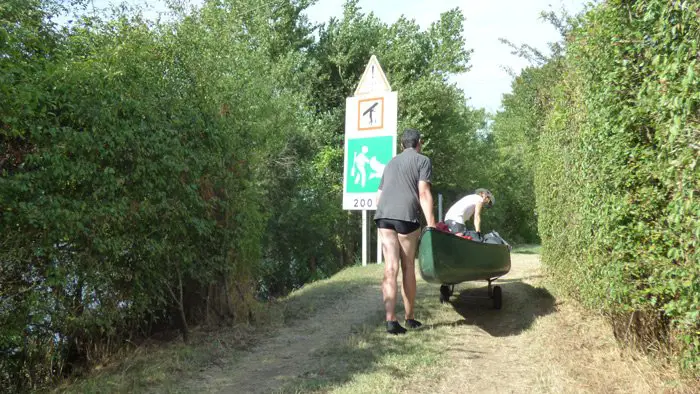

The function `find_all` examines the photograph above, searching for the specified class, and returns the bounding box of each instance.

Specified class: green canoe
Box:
[418,228,511,285]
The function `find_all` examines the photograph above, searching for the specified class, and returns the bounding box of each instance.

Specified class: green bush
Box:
[1,1,495,390]
[536,0,699,374]
[488,63,566,244]
[0,1,295,390]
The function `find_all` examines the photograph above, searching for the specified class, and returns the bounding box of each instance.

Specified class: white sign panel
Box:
[342,92,397,210]
[354,55,392,96]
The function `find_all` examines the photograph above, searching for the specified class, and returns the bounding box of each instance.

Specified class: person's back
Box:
[444,194,482,224]
[373,128,435,335]
[374,148,431,224]
[443,189,494,236]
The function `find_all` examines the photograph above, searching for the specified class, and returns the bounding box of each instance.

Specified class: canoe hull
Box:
[418,228,511,285]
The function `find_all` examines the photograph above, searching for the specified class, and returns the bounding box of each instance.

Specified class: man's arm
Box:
[376,189,382,206]
[418,180,436,228]
[473,201,483,233]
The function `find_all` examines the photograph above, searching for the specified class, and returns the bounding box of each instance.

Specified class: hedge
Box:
[536,0,699,374]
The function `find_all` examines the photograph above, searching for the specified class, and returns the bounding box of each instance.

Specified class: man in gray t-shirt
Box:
[374,128,436,335]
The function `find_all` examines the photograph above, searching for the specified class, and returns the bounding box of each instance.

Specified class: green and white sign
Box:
[342,133,396,209]
[342,56,397,210]
[345,135,394,196]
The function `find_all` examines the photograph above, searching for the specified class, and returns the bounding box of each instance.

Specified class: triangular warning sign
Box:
[354,55,392,96]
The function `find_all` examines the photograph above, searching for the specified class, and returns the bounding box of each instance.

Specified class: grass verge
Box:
[511,244,541,254]
[57,266,378,393]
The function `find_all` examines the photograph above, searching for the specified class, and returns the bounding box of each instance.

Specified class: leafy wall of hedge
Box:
[1,2,291,390]
[536,0,699,374]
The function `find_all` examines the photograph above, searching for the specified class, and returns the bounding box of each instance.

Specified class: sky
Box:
[76,0,589,113]
[305,0,588,113]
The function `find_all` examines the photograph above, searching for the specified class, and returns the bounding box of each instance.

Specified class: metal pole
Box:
[362,209,368,266]
[438,193,443,222]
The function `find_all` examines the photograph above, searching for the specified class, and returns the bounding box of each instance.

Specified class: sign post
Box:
[342,55,397,266]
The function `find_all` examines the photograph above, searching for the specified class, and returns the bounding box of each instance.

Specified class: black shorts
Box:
[375,218,420,235]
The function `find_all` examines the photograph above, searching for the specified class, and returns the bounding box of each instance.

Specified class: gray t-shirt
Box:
[374,148,432,223]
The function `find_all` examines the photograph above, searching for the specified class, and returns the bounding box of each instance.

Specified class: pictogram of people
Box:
[351,145,385,188]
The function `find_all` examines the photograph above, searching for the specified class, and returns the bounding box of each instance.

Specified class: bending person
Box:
[374,129,436,335]
[443,188,495,239]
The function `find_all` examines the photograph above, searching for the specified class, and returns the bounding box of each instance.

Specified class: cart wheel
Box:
[492,286,502,310]
[439,285,451,304]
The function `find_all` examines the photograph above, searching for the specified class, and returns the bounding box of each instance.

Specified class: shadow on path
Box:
[425,280,557,337]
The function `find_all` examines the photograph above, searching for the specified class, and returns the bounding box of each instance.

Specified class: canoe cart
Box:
[417,227,511,309]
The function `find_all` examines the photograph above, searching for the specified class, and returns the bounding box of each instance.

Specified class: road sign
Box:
[345,136,394,208]
[358,97,384,130]
[342,92,397,210]
[354,55,391,96]
[343,56,398,266]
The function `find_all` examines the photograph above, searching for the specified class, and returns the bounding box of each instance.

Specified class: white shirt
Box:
[444,194,484,224]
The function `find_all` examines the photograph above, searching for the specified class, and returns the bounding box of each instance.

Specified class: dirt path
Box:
[431,254,685,393]
[179,254,694,394]
[180,277,386,393]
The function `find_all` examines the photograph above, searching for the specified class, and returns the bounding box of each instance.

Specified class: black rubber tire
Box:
[439,285,451,304]
[492,285,502,310]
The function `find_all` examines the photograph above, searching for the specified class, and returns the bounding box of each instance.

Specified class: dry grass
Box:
[511,244,542,254]
[57,266,377,393]
[60,253,699,394]
[529,298,698,394]
[55,323,263,393]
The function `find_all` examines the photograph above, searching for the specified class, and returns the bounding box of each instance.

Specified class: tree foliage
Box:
[1,0,308,389]
[259,0,490,295]
[1,0,496,390]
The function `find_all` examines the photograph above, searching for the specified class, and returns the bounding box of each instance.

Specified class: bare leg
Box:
[398,228,421,320]
[379,228,401,322]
